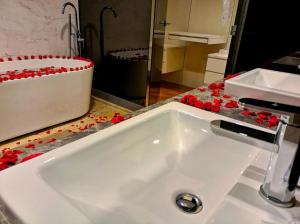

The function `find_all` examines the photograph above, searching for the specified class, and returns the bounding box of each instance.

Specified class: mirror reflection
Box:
[79,0,299,108]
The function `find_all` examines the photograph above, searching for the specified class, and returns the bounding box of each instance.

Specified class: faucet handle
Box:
[239,98,300,114]
[280,118,300,128]
[77,37,84,54]
[239,98,300,125]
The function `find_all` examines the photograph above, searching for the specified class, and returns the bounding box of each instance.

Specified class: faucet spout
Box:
[62,2,83,56]
[214,97,300,208]
[100,6,118,19]
[238,98,300,207]
[62,2,80,33]
[99,6,118,60]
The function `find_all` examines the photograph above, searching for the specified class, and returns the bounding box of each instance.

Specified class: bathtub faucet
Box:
[62,2,84,56]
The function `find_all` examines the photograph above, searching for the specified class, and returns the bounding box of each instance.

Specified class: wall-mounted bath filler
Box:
[62,2,84,56]
[100,6,117,60]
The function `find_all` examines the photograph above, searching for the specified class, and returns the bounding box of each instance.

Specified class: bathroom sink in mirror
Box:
[271,56,300,74]
[273,56,300,67]
[225,68,300,106]
[2,102,299,224]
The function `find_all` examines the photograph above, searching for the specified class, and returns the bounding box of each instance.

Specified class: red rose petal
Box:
[223,94,231,99]
[46,138,56,144]
[211,104,221,112]
[258,113,268,120]
[13,149,23,154]
[25,143,35,149]
[255,118,264,124]
[225,73,240,80]
[259,111,272,116]
[224,100,238,108]
[213,98,223,104]
[266,115,279,127]
[241,110,256,116]
[0,162,9,171]
[180,94,198,106]
[198,87,206,92]
[1,148,10,153]
[20,152,44,163]
[211,89,220,97]
[208,83,218,90]
[111,115,125,124]
[194,100,204,109]
[203,102,212,111]
[217,82,224,89]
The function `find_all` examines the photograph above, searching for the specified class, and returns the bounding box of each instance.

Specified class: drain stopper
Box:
[175,193,203,214]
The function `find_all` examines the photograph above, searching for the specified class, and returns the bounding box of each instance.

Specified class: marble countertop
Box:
[0,84,278,224]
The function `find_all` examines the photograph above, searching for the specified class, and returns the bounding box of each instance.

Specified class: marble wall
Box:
[0,0,78,57]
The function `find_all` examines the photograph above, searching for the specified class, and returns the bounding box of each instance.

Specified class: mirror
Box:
[149,0,239,105]
[226,0,300,75]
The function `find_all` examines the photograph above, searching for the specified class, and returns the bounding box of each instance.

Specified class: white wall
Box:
[166,0,191,32]
[188,0,237,36]
[0,0,78,57]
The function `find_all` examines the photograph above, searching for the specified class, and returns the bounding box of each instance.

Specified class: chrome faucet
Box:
[239,98,300,207]
[211,98,300,207]
[259,116,300,207]
[62,2,84,56]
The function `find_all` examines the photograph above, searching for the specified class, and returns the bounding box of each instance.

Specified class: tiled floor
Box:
[0,96,131,152]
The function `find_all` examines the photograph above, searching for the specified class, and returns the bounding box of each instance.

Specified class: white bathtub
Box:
[0,56,94,142]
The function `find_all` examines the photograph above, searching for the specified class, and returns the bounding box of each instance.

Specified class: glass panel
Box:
[79,0,153,107]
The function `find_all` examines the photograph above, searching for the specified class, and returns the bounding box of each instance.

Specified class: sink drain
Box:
[175,193,203,214]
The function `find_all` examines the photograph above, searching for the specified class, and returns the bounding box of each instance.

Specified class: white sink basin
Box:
[0,102,299,223]
[225,68,300,106]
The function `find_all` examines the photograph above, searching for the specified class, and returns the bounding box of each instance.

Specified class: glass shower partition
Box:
[79,0,153,108]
